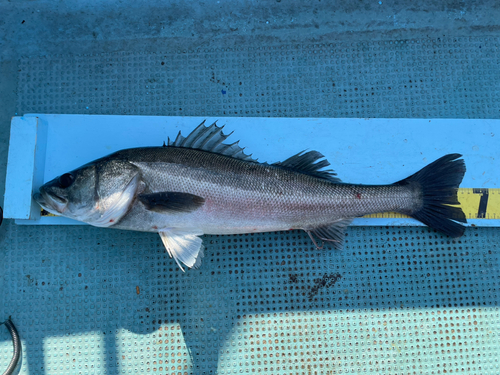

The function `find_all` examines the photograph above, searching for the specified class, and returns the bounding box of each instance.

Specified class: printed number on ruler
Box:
[458,188,498,220]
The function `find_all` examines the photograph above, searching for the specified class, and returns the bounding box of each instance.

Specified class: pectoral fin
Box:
[139,192,205,214]
[159,228,205,271]
[305,219,353,250]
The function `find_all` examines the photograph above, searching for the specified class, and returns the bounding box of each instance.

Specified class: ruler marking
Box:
[472,188,489,218]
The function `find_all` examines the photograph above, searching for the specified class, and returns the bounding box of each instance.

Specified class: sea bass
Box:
[34,121,467,270]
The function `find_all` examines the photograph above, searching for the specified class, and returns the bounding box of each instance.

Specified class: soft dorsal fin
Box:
[168,120,257,162]
[273,150,341,182]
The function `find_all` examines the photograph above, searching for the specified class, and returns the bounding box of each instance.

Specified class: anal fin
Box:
[304,219,353,250]
[159,228,205,271]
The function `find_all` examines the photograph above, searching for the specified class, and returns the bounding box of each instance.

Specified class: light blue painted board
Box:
[6,114,499,227]
[4,116,43,220]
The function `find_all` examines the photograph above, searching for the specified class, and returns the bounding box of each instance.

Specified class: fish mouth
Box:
[33,190,67,215]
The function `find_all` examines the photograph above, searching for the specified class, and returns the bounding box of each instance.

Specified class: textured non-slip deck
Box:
[2,36,500,374]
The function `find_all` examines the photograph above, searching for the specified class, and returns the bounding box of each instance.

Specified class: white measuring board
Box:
[4,114,499,227]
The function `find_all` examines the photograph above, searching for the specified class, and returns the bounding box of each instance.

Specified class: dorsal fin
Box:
[168,120,257,162]
[273,150,341,182]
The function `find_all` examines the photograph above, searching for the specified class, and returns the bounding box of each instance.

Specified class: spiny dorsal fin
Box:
[168,120,257,162]
[273,150,341,182]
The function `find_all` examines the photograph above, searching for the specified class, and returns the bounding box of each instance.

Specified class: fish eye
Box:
[59,173,74,188]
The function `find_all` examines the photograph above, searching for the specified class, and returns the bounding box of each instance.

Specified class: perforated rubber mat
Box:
[16,37,500,118]
[2,37,500,374]
[2,222,500,374]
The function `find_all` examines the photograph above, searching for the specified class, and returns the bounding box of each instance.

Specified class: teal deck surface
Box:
[1,37,500,374]
[2,223,499,374]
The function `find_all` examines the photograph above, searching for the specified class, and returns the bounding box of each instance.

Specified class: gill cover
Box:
[88,159,142,227]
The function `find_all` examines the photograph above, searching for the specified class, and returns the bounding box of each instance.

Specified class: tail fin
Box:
[396,154,467,238]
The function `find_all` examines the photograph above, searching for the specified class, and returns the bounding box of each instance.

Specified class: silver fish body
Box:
[34,122,467,270]
[111,147,418,234]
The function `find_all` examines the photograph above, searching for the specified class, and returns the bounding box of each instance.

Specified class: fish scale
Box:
[114,147,418,232]
[33,122,467,271]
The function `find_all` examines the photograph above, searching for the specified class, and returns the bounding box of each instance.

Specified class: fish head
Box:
[33,159,141,226]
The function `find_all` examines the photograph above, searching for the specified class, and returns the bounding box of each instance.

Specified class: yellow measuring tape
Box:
[364,188,500,219]
[41,188,499,220]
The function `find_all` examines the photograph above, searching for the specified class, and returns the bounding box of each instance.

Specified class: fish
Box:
[33,121,467,271]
